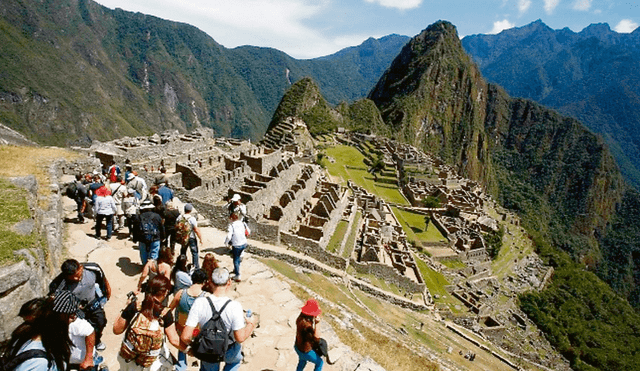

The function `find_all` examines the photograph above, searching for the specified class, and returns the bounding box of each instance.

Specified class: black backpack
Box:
[191,298,233,363]
[140,212,160,243]
[65,182,78,199]
[0,349,49,371]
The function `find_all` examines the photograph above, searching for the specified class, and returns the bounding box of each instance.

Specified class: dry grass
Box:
[0,145,79,183]
[260,257,439,371]
[0,145,80,206]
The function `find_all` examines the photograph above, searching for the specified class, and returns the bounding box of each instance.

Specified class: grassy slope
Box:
[324,145,408,205]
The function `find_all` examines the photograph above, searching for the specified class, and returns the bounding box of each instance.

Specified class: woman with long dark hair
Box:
[294,299,324,371]
[136,246,173,295]
[114,275,185,371]
[201,252,219,293]
[171,254,192,293]
[2,296,72,371]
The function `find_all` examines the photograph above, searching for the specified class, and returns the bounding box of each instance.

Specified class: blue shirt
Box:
[157,185,174,205]
[15,339,59,371]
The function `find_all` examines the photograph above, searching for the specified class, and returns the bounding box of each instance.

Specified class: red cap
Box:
[301,299,321,317]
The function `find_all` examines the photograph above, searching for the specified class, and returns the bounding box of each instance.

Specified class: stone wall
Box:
[272,168,319,232]
[280,232,348,271]
[0,161,68,342]
[245,162,303,219]
[350,260,426,294]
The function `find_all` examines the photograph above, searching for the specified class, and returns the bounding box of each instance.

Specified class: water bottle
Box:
[246,309,252,318]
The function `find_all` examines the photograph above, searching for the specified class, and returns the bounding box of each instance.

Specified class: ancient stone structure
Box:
[349,183,427,296]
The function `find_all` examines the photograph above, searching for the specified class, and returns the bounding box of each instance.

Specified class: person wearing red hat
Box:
[294,299,324,371]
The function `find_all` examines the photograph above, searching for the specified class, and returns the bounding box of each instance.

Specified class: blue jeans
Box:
[232,244,246,278]
[181,237,199,269]
[200,342,242,371]
[139,239,160,265]
[176,350,187,371]
[295,345,323,371]
[95,214,113,239]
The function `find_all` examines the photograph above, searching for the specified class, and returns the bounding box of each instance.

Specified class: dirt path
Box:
[59,176,379,371]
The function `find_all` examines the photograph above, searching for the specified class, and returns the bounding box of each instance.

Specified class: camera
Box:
[126,291,137,302]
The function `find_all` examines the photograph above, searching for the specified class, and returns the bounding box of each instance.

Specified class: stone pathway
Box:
[60,177,385,371]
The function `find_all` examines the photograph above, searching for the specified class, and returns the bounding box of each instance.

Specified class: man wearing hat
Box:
[178,203,203,268]
[54,291,97,371]
[132,199,164,264]
[126,171,148,201]
[181,267,258,371]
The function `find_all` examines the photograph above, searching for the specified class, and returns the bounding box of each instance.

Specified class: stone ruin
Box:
[349,183,427,296]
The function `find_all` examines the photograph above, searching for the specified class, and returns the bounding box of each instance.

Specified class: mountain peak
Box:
[580,22,613,37]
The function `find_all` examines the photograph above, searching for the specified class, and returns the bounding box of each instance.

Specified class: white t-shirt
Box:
[69,317,95,364]
[224,220,249,247]
[185,294,245,342]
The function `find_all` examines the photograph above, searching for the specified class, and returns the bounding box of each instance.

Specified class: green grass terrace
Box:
[323,144,409,206]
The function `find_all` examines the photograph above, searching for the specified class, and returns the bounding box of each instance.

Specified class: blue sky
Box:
[94,0,639,59]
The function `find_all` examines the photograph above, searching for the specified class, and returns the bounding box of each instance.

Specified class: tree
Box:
[369,153,386,181]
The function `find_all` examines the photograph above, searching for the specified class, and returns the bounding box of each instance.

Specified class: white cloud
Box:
[615,19,639,33]
[518,0,531,14]
[94,0,349,59]
[490,20,515,34]
[544,0,560,14]
[572,0,591,11]
[364,0,422,10]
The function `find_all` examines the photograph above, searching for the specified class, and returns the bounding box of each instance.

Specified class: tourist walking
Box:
[181,267,258,371]
[122,188,139,237]
[227,194,246,221]
[294,299,324,371]
[177,203,203,269]
[71,174,88,223]
[136,246,173,295]
[126,172,148,202]
[49,259,111,352]
[109,175,127,231]
[224,213,249,282]
[162,201,180,253]
[132,200,164,264]
[54,291,97,371]
[172,254,193,293]
[167,269,207,371]
[94,185,116,241]
[1,296,71,371]
[113,275,185,371]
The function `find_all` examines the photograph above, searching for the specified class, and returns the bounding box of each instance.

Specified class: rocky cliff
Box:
[369,21,491,185]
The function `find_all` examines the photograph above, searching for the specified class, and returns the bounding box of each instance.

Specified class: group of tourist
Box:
[3,161,329,371]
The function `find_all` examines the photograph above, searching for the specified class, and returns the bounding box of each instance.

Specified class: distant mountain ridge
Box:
[462,20,640,189]
[270,20,640,369]
[0,0,408,146]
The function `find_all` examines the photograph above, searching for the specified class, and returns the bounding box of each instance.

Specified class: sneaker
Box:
[96,342,106,351]
[233,275,241,282]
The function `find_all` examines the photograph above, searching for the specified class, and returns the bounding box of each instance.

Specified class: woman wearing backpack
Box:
[167,269,207,371]
[113,275,185,371]
[1,296,71,371]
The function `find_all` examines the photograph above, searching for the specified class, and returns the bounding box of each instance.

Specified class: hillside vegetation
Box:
[463,20,640,190]
[0,0,407,146]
